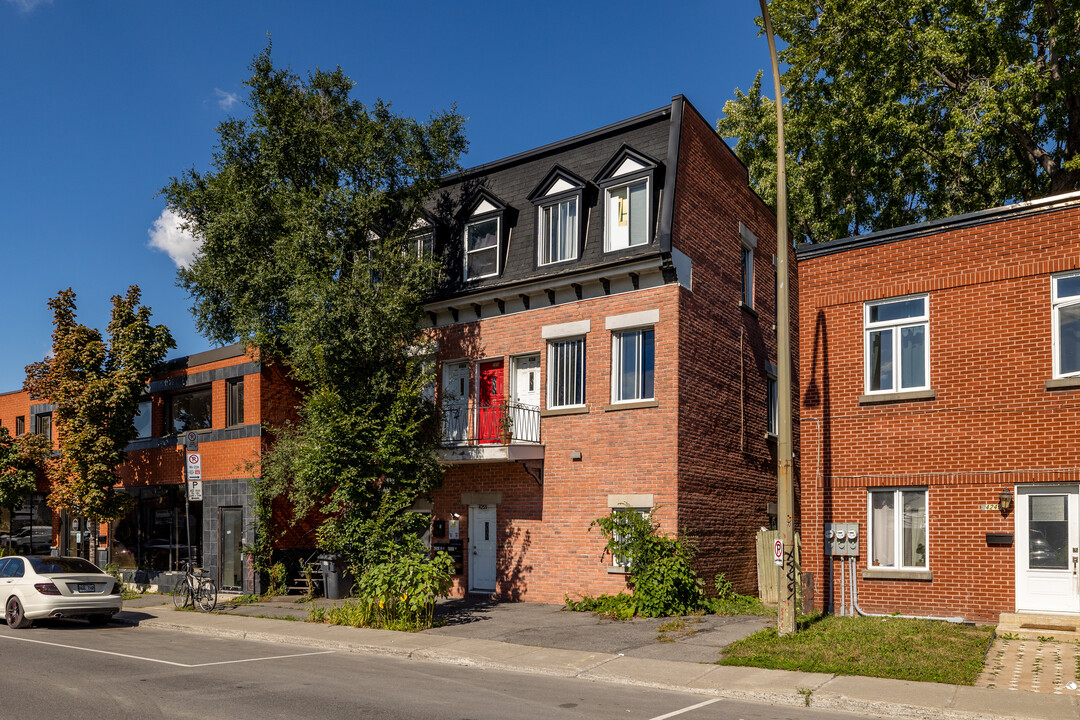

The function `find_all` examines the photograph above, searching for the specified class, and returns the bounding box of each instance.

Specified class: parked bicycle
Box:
[172,560,217,612]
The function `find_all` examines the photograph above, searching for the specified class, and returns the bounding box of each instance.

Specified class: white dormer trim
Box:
[546,178,575,196]
[473,199,498,216]
[613,156,648,178]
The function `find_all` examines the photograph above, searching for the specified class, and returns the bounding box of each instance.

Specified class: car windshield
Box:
[27,557,101,574]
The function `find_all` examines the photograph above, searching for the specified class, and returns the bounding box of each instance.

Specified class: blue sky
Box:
[0,0,771,391]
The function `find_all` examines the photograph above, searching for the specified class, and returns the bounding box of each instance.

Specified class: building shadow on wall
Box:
[497,525,533,602]
[802,309,832,612]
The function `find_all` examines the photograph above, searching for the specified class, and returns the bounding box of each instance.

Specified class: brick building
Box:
[798,192,1080,623]
[0,344,302,594]
[422,96,791,602]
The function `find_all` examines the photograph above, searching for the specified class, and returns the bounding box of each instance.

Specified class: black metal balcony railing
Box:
[440,401,541,445]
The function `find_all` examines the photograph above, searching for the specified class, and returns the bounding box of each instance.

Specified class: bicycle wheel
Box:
[196,578,217,612]
[172,579,193,609]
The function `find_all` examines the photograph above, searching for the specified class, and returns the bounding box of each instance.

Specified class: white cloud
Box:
[148,208,201,269]
[213,88,239,111]
[5,0,53,12]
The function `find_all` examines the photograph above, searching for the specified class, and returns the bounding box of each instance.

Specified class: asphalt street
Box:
[0,619,883,720]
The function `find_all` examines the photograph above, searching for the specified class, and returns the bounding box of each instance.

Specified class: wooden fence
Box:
[755,529,801,605]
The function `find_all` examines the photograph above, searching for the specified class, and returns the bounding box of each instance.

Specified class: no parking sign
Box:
[773,538,784,566]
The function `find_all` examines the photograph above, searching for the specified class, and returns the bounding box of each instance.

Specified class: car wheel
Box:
[5,596,32,629]
[86,614,110,626]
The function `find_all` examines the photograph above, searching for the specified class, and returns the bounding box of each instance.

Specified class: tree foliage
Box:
[161,45,466,573]
[23,287,175,522]
[0,426,48,512]
[719,1,1080,243]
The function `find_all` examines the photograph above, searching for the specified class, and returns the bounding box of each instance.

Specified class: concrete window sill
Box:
[1046,377,1080,391]
[862,568,933,581]
[540,406,589,417]
[607,566,631,575]
[603,400,659,412]
[859,389,936,405]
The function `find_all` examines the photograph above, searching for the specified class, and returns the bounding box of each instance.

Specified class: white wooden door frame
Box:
[1015,484,1080,614]
[468,504,497,594]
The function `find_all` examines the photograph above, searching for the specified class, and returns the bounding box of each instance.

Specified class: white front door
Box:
[441,361,469,443]
[469,505,497,593]
[1016,485,1080,614]
[510,354,541,443]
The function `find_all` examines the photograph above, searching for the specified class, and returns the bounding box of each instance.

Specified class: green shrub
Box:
[267,562,288,597]
[707,574,772,616]
[309,545,454,631]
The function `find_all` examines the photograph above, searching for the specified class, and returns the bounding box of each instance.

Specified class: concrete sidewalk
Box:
[116,596,1080,720]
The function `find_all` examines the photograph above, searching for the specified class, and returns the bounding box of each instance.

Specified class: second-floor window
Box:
[1053,271,1080,378]
[227,378,244,427]
[605,179,648,251]
[465,217,500,280]
[15,416,24,437]
[538,198,578,265]
[766,372,778,437]
[33,413,51,441]
[864,295,929,394]
[612,328,654,403]
[548,337,585,409]
[133,400,152,439]
[167,386,212,434]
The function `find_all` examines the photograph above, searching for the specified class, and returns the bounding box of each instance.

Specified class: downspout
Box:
[849,557,964,623]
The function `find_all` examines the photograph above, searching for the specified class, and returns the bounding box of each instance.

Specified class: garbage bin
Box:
[319,553,354,600]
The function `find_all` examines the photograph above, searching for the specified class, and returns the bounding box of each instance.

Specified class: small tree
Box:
[0,427,50,551]
[23,287,175,530]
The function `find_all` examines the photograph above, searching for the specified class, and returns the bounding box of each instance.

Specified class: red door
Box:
[476,360,504,444]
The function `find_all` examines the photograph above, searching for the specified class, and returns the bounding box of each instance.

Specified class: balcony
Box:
[437,401,544,464]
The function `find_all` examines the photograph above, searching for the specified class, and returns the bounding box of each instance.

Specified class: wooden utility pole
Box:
[759,0,796,636]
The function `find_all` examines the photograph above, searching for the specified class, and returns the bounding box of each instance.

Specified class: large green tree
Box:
[23,287,175,523]
[161,46,466,573]
[719,1,1080,243]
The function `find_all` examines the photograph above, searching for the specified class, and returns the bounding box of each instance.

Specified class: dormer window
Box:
[465,217,499,279]
[594,145,659,253]
[462,189,507,282]
[528,166,586,267]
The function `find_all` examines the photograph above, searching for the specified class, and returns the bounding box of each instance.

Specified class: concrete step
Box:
[997,612,1080,641]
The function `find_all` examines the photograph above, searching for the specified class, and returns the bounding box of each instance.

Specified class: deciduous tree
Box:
[23,287,174,523]
[719,1,1080,243]
[161,46,466,574]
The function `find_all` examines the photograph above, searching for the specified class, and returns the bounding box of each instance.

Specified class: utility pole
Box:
[759,0,796,636]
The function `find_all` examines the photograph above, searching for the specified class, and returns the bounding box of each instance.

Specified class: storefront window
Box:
[111,486,202,572]
[0,494,53,554]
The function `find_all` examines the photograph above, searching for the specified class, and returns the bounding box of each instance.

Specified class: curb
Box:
[121,612,1079,720]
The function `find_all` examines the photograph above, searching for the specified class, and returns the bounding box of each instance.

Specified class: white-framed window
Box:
[864,295,929,393]
[547,336,585,408]
[1053,271,1080,378]
[612,328,654,402]
[610,506,650,569]
[868,488,927,569]
[407,230,434,259]
[604,179,649,251]
[465,217,500,280]
[766,373,778,437]
[538,197,578,265]
[741,245,754,307]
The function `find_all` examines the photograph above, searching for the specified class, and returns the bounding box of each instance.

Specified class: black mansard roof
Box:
[427,98,685,301]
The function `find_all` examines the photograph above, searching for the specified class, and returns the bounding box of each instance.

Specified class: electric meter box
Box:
[824,522,860,557]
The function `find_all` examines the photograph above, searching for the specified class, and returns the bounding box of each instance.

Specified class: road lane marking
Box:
[0,633,334,667]
[646,697,721,720]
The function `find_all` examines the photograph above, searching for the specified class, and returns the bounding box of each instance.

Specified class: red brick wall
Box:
[671,104,795,595]
[799,202,1080,622]
[430,284,682,602]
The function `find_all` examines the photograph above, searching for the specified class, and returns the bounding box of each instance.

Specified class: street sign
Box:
[773,538,784,566]
[185,431,199,450]
[188,479,203,502]
[186,452,202,481]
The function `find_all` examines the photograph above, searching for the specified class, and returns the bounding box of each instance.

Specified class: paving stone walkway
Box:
[977,635,1080,694]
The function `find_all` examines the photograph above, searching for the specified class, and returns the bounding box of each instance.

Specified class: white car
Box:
[2,555,123,628]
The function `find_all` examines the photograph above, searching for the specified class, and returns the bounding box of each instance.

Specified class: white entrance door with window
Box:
[511,354,541,443]
[1016,485,1080,614]
[441,361,469,444]
[469,505,497,593]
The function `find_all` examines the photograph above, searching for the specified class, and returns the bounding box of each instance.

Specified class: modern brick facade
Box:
[798,192,1080,623]
[1,344,305,594]
[425,97,788,602]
